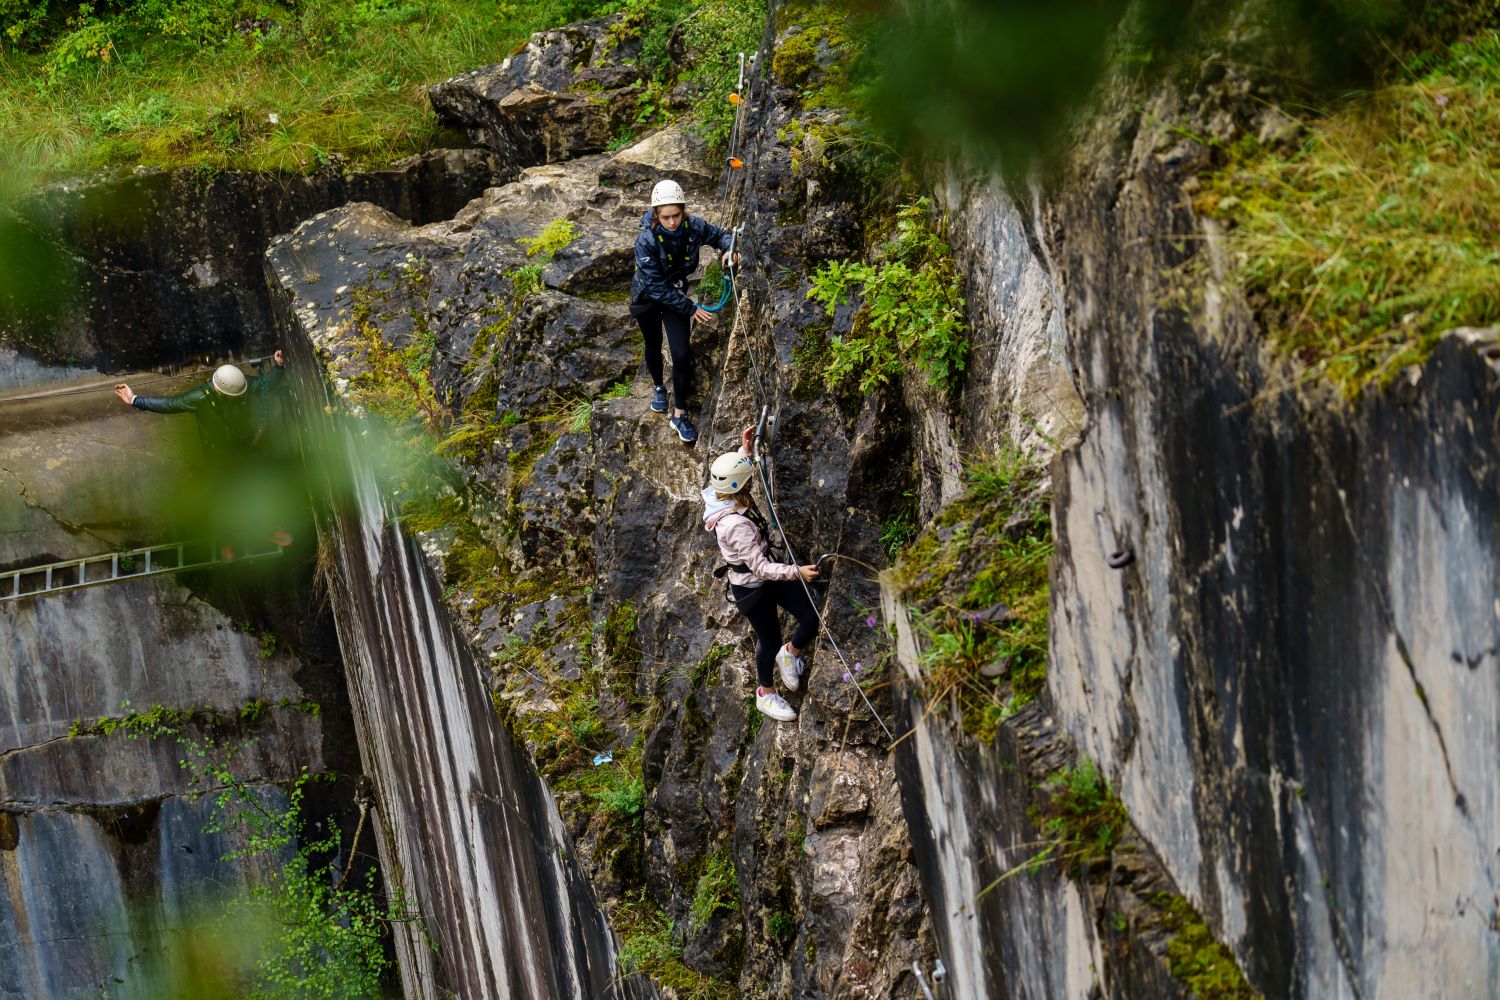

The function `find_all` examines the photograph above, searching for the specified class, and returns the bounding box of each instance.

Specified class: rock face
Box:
[871,30,1500,1000]
[431,16,642,172]
[10,3,1495,999]
[1045,64,1500,995]
[266,11,936,989]
[0,370,360,999]
[263,140,667,995]
[748,6,1500,1000]
[7,149,500,371]
[272,370,637,999]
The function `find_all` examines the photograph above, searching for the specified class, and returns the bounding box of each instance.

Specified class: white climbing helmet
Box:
[650,179,686,208]
[211,364,248,397]
[709,451,755,494]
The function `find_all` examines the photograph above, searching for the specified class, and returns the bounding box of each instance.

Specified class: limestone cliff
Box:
[3,2,1495,998]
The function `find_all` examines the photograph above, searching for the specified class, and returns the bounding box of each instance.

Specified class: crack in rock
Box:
[0,463,116,549]
[1310,437,1473,821]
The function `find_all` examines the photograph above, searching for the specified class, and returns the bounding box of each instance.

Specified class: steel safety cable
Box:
[748,408,896,742]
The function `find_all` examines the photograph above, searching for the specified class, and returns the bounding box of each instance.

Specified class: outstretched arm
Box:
[126,385,209,413]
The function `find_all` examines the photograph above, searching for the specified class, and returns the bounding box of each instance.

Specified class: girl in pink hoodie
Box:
[702,425,821,721]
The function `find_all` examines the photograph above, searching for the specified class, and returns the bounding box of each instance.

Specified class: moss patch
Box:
[772,1,876,113]
[1153,893,1263,999]
[892,448,1052,741]
[67,697,319,739]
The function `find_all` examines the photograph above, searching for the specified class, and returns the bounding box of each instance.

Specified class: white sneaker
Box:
[776,645,806,691]
[756,689,797,722]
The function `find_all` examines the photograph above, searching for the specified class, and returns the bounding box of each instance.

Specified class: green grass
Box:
[0,1,550,184]
[612,894,738,999]
[1200,29,1500,394]
[0,0,764,186]
[1035,758,1129,876]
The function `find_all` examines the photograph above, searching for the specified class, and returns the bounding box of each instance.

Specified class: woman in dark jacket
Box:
[630,178,735,443]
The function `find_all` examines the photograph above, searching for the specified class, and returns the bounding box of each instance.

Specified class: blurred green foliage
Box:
[862,0,1498,169]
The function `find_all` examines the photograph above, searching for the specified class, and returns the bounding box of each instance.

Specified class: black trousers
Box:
[732,579,821,689]
[634,303,693,411]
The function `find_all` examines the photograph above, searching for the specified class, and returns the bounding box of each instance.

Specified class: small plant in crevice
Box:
[690,643,735,686]
[879,507,918,557]
[612,892,738,998]
[568,397,593,434]
[592,767,646,826]
[689,846,739,929]
[767,911,797,944]
[807,197,968,398]
[1033,758,1129,877]
[892,447,1052,741]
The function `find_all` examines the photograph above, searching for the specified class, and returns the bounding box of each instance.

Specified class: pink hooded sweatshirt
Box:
[702,451,801,589]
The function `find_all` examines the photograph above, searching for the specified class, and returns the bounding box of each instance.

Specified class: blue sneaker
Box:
[670,414,698,443]
[650,385,668,413]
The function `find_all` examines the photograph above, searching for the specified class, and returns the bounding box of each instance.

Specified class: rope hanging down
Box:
[703,51,898,742]
[752,407,897,743]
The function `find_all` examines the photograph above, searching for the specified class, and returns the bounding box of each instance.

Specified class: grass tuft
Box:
[1201,30,1500,394]
[892,447,1052,741]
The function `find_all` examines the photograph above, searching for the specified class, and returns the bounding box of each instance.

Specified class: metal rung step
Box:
[1,539,286,604]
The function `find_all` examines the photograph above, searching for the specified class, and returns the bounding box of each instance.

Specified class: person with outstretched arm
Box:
[115,351,287,452]
[630,179,736,444]
[702,424,820,721]
[115,351,292,559]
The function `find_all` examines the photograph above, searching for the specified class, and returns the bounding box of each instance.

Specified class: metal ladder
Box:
[1,540,285,604]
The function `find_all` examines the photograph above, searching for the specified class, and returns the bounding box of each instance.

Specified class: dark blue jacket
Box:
[133,362,286,451]
[630,211,733,316]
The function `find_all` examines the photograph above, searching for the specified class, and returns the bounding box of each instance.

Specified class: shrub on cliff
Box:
[806,197,969,398]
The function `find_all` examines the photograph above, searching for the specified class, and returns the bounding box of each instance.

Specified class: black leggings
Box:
[635,303,693,411]
[732,579,821,689]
